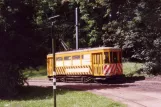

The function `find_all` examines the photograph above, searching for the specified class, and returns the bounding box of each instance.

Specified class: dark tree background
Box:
[0,0,160,97]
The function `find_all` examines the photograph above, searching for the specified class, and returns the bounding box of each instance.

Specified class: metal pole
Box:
[51,22,56,107]
[75,7,78,50]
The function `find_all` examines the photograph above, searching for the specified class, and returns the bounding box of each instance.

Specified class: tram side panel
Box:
[65,54,92,76]
[47,54,93,77]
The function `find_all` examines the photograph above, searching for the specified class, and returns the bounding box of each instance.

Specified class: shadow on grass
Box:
[2,86,69,101]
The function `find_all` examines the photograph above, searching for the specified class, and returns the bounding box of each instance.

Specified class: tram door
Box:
[92,53,103,76]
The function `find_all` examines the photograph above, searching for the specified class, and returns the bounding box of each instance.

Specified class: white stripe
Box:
[118,63,123,73]
[66,68,90,73]
[106,69,111,75]
[53,78,56,82]
[104,65,110,74]
[103,65,107,74]
[117,63,121,74]
[113,64,116,75]
[107,64,113,75]
[53,85,56,89]
[104,65,110,71]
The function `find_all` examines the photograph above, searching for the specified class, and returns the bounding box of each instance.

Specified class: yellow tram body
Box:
[47,47,122,78]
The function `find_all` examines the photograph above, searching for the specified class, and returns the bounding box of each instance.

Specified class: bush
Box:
[0,62,25,98]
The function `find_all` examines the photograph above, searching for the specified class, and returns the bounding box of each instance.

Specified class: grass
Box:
[123,62,143,76]
[23,66,47,79]
[0,86,126,107]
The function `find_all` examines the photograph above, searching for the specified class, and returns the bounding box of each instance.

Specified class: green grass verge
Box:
[0,86,126,107]
[23,62,144,79]
[123,62,143,76]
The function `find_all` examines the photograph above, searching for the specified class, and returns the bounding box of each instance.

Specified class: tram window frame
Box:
[64,56,71,60]
[104,52,109,63]
[81,55,84,59]
[72,55,80,60]
[56,57,63,61]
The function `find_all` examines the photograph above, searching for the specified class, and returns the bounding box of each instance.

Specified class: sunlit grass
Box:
[123,62,143,76]
[0,86,126,107]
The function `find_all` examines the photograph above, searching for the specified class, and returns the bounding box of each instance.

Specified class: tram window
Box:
[113,52,118,63]
[82,54,90,59]
[56,57,63,61]
[72,55,80,60]
[110,52,118,63]
[64,56,71,60]
[104,52,109,63]
[82,54,91,65]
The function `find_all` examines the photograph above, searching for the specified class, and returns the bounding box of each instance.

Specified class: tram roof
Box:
[48,47,121,56]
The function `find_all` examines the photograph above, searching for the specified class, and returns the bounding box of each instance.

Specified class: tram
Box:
[47,47,123,82]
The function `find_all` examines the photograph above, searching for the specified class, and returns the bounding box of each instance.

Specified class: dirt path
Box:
[27,77,161,107]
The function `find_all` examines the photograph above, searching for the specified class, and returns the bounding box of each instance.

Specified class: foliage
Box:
[119,0,161,74]
[0,0,48,97]
[99,0,161,74]
[0,0,161,97]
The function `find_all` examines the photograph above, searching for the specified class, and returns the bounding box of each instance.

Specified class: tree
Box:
[0,0,161,98]
[107,0,161,74]
[0,0,48,97]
